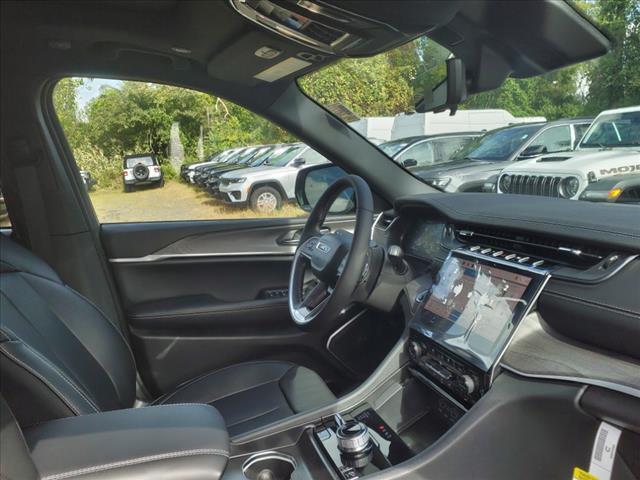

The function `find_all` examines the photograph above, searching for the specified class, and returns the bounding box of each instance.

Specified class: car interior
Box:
[1,1,639,480]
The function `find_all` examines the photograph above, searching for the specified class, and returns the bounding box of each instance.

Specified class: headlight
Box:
[429,177,451,189]
[227,177,246,184]
[561,176,580,198]
[499,174,512,193]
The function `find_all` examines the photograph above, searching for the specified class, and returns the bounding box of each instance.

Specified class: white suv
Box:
[122,153,163,192]
[497,106,640,199]
[218,143,328,213]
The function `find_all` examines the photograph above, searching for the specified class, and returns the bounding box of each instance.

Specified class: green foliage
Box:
[300,54,414,117]
[583,0,640,113]
[161,163,178,181]
[73,144,122,189]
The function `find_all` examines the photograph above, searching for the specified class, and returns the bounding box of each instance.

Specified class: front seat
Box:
[0,235,335,435]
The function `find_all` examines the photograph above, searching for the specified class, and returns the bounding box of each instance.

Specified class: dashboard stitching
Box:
[399,199,640,240]
[543,291,640,317]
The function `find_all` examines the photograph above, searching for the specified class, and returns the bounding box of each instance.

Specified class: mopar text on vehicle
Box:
[497,106,640,200]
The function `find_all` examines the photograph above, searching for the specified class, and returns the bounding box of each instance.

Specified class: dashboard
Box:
[368,193,640,409]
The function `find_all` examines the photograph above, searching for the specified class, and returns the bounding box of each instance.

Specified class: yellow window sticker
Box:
[573,467,598,480]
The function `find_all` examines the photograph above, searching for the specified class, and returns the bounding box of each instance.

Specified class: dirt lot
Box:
[89,180,305,223]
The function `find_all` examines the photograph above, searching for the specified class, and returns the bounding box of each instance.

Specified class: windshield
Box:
[449,125,541,162]
[265,145,304,167]
[579,111,640,148]
[125,156,154,168]
[300,10,638,205]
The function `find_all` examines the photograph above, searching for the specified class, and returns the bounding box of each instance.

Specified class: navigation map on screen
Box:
[421,254,536,371]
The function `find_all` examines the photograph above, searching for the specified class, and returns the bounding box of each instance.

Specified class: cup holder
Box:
[242,452,297,480]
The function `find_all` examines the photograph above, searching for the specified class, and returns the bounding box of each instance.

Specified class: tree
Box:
[53,78,84,149]
[584,0,640,113]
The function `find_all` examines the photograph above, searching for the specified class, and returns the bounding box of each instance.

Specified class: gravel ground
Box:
[89,180,305,223]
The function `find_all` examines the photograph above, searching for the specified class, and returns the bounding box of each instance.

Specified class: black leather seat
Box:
[0,235,335,434]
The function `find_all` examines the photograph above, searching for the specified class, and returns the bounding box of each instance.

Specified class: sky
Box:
[77,78,122,109]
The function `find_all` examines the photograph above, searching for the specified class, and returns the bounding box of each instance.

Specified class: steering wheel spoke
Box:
[301,280,330,310]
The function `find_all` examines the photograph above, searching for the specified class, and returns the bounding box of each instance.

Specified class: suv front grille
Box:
[505,174,563,196]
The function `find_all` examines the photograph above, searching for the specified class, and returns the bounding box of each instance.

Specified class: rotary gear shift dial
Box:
[334,414,372,455]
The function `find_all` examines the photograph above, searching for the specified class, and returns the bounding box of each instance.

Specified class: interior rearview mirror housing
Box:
[415,58,467,114]
[295,164,355,214]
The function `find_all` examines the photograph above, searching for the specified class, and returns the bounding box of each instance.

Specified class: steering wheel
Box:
[289,175,374,329]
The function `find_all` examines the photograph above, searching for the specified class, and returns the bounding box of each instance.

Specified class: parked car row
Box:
[181,142,328,213]
[376,106,638,205]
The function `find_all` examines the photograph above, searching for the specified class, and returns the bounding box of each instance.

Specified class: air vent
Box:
[455,226,610,268]
[537,156,572,162]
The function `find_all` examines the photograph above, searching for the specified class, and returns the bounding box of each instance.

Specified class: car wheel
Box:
[158,178,165,188]
[250,186,282,214]
[124,184,133,193]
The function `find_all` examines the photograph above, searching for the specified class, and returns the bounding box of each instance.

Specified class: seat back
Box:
[0,235,136,426]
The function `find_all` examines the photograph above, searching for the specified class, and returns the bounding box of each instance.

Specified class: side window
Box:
[52,78,338,221]
[573,123,591,145]
[0,184,10,228]
[396,141,434,167]
[431,137,474,164]
[299,149,329,166]
[530,126,572,154]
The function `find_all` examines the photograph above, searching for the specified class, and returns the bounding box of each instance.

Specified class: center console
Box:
[407,248,550,408]
[224,248,553,480]
[312,406,413,479]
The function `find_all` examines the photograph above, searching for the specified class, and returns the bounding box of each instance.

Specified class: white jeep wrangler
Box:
[122,153,164,192]
[497,106,640,200]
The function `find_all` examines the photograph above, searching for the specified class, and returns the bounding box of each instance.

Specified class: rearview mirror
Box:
[415,58,467,114]
[518,144,547,159]
[402,158,418,168]
[295,164,355,214]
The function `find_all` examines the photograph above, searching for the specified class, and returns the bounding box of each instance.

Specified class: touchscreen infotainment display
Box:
[417,251,548,372]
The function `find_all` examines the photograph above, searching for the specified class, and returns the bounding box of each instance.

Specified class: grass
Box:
[88,180,306,223]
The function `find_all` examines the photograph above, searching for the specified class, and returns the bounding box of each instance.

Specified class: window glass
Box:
[431,137,475,164]
[579,111,640,148]
[573,123,591,144]
[529,126,572,154]
[0,184,10,227]
[397,141,434,167]
[53,78,340,221]
[450,125,541,162]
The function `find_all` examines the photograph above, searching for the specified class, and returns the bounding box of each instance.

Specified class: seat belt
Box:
[9,139,53,262]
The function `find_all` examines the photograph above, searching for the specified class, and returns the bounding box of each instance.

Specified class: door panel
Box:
[102,216,357,395]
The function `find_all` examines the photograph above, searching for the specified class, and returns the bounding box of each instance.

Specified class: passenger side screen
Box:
[418,251,549,371]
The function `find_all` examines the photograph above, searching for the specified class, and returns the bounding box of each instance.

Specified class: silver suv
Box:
[218,143,328,213]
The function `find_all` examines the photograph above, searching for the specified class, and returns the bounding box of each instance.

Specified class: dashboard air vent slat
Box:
[455,226,609,268]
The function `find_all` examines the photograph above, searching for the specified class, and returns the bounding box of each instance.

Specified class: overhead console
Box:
[228,0,425,56]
